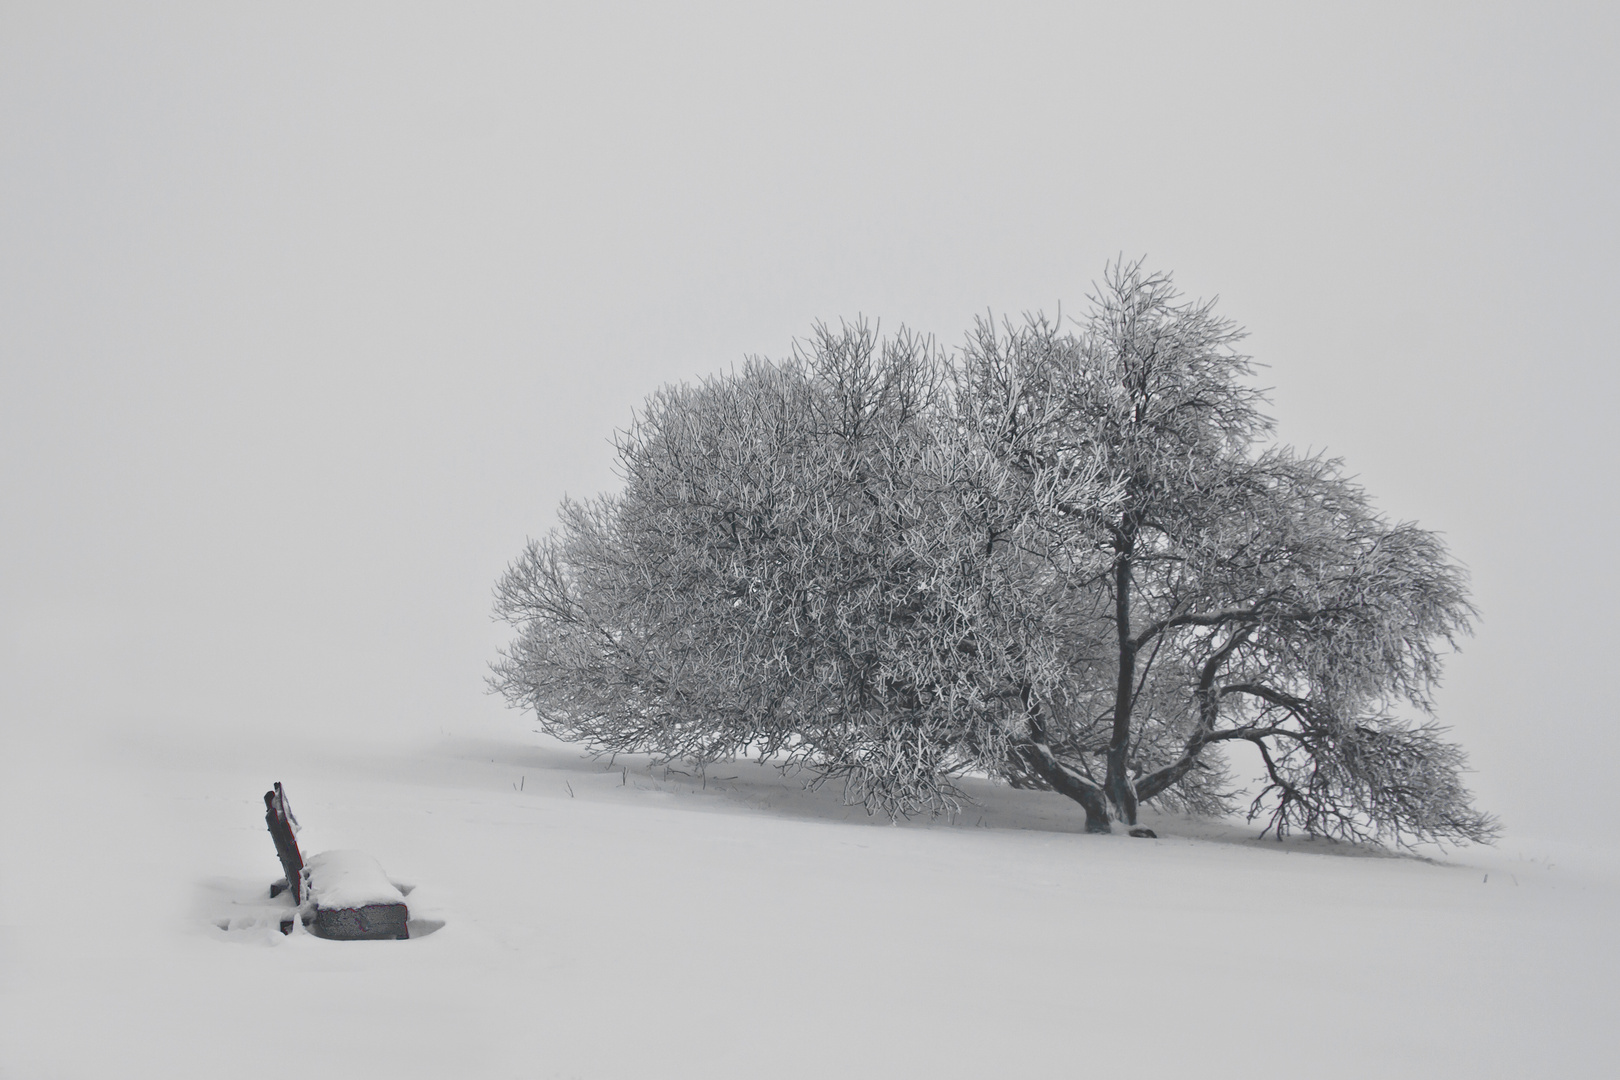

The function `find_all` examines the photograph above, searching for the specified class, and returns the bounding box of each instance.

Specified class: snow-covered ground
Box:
[2,713,1614,1079]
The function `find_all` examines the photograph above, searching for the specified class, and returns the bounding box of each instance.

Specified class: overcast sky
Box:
[3,2,1615,845]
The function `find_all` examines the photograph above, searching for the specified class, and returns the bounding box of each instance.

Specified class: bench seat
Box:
[303,849,410,940]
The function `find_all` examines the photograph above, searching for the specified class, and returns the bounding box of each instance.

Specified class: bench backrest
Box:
[264,782,305,904]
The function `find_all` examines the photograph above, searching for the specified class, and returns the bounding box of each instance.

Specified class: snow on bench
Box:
[264,782,411,940]
[303,850,409,940]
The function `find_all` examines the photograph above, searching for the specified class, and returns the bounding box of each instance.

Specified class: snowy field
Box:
[3,713,1614,1080]
[4,4,1618,1078]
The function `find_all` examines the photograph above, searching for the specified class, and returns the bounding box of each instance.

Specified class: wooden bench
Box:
[265,782,411,940]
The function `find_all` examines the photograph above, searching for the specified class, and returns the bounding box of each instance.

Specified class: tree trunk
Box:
[1021,709,1112,833]
[1105,554,1139,825]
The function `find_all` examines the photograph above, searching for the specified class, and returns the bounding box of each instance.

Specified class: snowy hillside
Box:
[2,714,1613,1079]
[5,5,1619,1078]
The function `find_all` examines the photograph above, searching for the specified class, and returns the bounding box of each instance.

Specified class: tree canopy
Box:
[492,262,1495,846]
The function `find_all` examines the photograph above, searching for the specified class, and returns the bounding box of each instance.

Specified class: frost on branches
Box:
[491,261,1496,848]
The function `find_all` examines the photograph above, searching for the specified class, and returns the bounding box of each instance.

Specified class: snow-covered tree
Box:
[965,261,1492,844]
[492,262,1495,846]
[491,324,1109,816]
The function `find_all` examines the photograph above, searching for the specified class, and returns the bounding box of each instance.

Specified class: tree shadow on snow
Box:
[423,731,1418,862]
